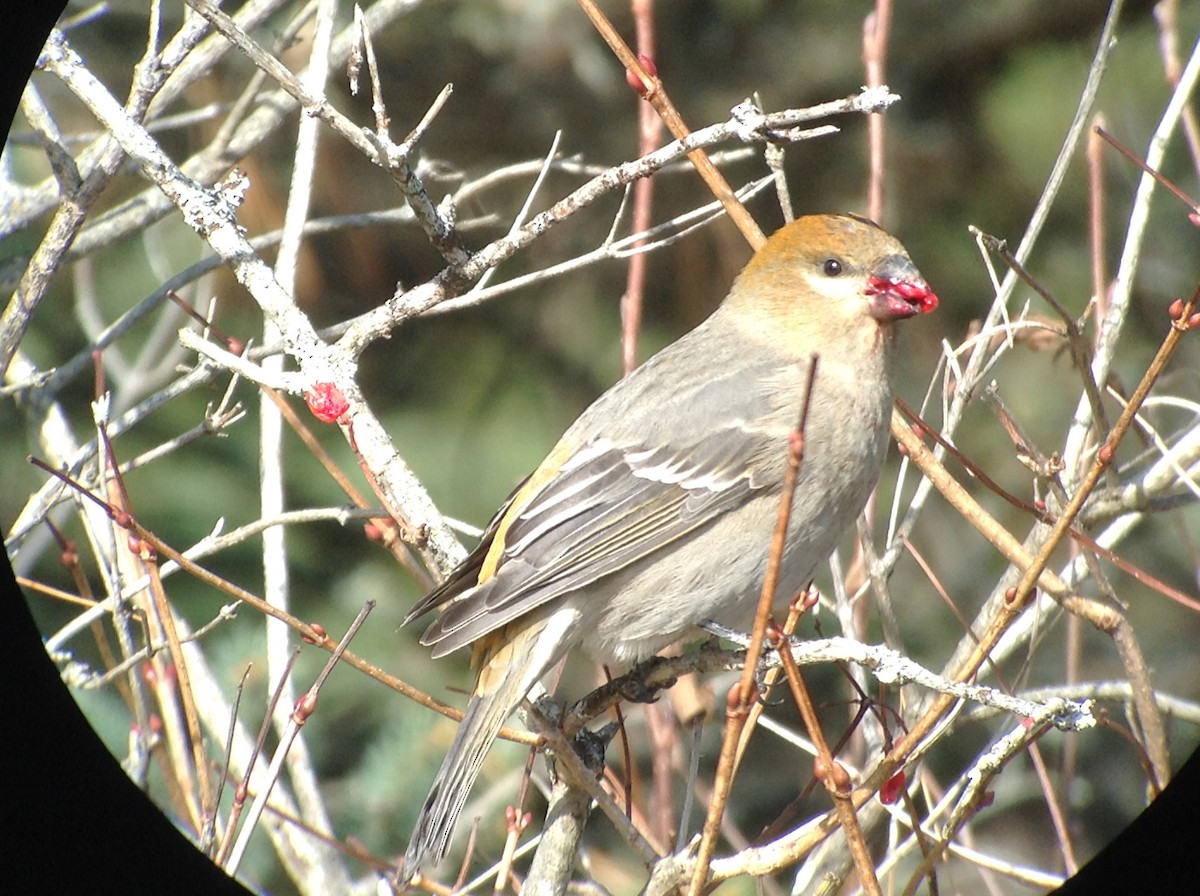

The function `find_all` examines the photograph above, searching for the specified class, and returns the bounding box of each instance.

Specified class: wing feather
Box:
[409,348,806,656]
[418,426,781,655]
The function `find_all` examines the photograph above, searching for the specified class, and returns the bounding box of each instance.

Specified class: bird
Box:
[401,212,938,874]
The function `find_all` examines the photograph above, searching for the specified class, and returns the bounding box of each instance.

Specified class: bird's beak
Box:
[865,254,938,322]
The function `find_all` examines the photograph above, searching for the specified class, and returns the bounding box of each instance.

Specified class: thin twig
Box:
[576,0,766,248]
[863,0,892,223]
[225,601,375,873]
[687,356,819,896]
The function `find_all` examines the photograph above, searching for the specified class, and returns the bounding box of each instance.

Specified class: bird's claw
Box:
[618,655,677,703]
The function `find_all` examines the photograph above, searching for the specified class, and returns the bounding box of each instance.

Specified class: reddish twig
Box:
[26,457,542,747]
[575,0,766,250]
[687,356,819,896]
[862,0,892,223]
[620,0,663,375]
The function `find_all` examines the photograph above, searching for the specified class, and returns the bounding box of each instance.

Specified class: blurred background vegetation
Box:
[4,0,1199,892]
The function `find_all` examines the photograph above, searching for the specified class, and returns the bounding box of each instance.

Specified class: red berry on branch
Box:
[880,770,906,804]
[306,382,349,423]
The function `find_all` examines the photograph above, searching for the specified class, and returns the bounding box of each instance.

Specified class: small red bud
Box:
[978,790,995,810]
[226,336,245,355]
[830,762,852,793]
[813,755,829,780]
[1167,300,1200,329]
[293,692,318,722]
[306,382,349,423]
[1005,586,1037,608]
[301,622,327,645]
[624,54,657,96]
[1034,498,1047,513]
[1097,444,1114,465]
[727,680,756,715]
[363,522,382,542]
[1189,211,1200,227]
[60,548,78,567]
[142,662,158,684]
[764,621,784,648]
[880,770,906,804]
[815,757,852,793]
[134,538,156,562]
[148,713,163,735]
[790,587,819,612]
[1021,716,1035,730]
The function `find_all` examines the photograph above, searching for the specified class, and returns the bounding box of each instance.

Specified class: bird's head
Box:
[724,213,938,350]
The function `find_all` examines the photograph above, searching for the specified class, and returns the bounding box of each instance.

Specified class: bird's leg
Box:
[617,655,679,704]
[560,655,679,736]
[532,694,613,780]
[571,720,618,774]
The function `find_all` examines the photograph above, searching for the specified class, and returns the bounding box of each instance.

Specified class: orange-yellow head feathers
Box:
[726,214,938,329]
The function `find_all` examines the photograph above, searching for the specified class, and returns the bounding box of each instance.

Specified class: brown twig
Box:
[1153,0,1200,178]
[206,663,252,857]
[214,649,300,868]
[886,280,1200,798]
[1093,125,1200,217]
[620,0,663,375]
[773,631,880,895]
[733,589,814,773]
[26,457,541,748]
[863,0,892,223]
[575,0,767,251]
[623,4,680,847]
[225,601,376,873]
[973,229,1114,456]
[687,356,819,896]
[1087,115,1109,325]
[899,397,1200,614]
[94,415,214,835]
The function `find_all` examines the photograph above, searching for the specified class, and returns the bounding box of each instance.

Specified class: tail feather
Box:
[403,607,580,878]
[403,632,548,874]
[403,691,511,873]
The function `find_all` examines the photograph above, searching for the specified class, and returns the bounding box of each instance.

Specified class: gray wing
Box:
[417,418,794,657]
[410,324,809,656]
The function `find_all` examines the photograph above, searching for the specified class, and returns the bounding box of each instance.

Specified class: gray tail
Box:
[402,664,537,876]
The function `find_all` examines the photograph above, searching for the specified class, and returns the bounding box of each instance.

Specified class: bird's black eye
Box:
[822,258,843,277]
